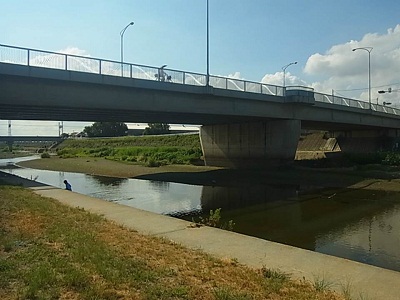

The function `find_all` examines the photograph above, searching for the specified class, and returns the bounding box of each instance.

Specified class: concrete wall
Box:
[200,120,301,167]
[329,129,400,153]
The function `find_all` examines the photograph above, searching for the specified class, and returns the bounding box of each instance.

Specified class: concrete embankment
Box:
[1,172,399,299]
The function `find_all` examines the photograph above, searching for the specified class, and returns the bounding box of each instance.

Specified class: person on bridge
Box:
[63,180,72,191]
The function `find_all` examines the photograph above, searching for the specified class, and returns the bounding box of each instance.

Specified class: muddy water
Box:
[1,156,400,272]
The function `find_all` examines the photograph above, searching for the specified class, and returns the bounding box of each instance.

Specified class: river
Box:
[1,156,400,273]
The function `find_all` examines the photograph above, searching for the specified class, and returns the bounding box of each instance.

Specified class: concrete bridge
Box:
[0,136,63,151]
[1,44,400,167]
[0,136,62,143]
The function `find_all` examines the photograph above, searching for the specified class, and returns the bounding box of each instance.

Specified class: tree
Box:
[83,122,128,137]
[143,123,170,135]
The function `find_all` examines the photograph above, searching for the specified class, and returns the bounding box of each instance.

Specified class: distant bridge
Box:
[1,44,400,167]
[0,136,62,143]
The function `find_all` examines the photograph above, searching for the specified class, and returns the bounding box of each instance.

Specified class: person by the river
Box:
[63,180,72,191]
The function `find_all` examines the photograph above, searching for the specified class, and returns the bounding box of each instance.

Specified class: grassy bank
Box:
[0,185,345,300]
[56,134,202,167]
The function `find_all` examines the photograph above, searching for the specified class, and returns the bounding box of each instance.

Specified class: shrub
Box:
[383,152,400,166]
[41,152,50,158]
[146,159,161,167]
[195,208,235,231]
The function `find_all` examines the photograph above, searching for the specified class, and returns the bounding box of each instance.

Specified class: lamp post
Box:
[206,0,210,87]
[282,61,297,88]
[120,21,134,76]
[282,61,297,96]
[378,89,394,106]
[352,47,373,110]
[378,88,392,94]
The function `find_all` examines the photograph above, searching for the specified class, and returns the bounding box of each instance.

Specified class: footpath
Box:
[1,172,399,299]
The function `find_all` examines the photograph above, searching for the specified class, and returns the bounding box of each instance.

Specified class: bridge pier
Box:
[200,120,301,168]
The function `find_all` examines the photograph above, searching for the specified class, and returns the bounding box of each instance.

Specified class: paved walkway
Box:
[1,172,399,299]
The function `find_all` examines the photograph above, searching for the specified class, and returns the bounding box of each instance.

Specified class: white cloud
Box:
[257,24,400,107]
[58,47,91,57]
[303,24,400,104]
[261,71,307,87]
[226,71,243,79]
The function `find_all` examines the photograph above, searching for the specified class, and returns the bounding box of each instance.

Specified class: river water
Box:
[1,156,400,273]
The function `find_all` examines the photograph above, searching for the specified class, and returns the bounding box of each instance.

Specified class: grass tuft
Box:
[313,274,335,292]
[213,286,252,300]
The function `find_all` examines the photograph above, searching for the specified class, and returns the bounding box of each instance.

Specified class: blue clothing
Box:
[65,182,72,191]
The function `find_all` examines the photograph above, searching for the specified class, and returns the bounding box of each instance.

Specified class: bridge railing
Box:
[314,92,369,109]
[0,44,286,96]
[314,92,400,115]
[1,44,399,116]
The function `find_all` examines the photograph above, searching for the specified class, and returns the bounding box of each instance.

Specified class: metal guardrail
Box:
[0,44,284,96]
[314,92,400,115]
[1,44,399,116]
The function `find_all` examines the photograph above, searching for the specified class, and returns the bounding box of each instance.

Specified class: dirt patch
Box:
[19,157,219,179]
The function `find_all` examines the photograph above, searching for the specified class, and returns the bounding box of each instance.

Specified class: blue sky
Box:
[1,0,400,135]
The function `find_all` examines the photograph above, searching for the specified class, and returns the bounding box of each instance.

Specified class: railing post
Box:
[27,49,30,66]
[130,64,132,78]
[65,55,68,70]
[99,60,102,75]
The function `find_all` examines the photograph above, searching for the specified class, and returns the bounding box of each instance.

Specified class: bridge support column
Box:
[200,120,301,168]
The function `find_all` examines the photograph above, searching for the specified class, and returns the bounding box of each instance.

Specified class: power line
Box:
[335,82,400,92]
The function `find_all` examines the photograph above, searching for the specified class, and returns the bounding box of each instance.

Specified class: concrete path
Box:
[1,172,399,299]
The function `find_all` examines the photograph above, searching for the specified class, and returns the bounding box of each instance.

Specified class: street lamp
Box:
[377,89,396,106]
[120,21,134,76]
[378,88,392,94]
[206,0,210,87]
[352,47,373,110]
[282,61,297,88]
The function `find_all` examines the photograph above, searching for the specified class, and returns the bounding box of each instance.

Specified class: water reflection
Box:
[211,188,400,271]
[1,156,400,272]
[91,175,127,186]
[0,162,202,216]
[149,180,170,192]
[200,184,300,212]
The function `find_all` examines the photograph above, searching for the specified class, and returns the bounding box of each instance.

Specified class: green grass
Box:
[56,134,203,166]
[213,287,252,300]
[313,274,335,292]
[0,185,347,300]
[0,186,172,299]
[58,134,201,149]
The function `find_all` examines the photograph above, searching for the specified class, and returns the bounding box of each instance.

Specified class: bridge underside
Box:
[2,64,400,168]
[200,120,301,168]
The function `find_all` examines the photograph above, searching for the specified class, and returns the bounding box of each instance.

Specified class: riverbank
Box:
[5,156,400,299]
[18,156,400,191]
[0,178,348,300]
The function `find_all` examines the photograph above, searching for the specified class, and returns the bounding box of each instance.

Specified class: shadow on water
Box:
[200,185,400,272]
[134,166,365,189]
[91,175,127,186]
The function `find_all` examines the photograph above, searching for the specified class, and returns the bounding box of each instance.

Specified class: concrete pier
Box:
[200,120,301,167]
